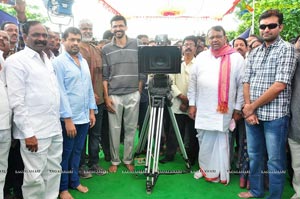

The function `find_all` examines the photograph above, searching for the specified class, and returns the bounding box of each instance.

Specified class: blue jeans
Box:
[60,122,89,191]
[80,104,104,167]
[246,115,289,199]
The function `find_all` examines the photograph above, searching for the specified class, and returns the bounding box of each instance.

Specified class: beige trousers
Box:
[108,91,140,165]
[20,134,62,199]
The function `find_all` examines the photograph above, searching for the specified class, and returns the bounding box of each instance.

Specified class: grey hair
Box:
[78,19,93,28]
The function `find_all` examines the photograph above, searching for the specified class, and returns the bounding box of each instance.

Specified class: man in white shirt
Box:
[188,25,244,184]
[0,30,11,199]
[4,21,62,199]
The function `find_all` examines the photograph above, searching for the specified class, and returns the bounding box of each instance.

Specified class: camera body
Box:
[138,45,181,105]
[138,45,181,74]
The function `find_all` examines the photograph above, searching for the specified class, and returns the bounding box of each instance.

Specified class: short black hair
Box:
[22,21,42,35]
[208,26,226,36]
[259,9,283,25]
[1,21,18,30]
[183,35,197,46]
[137,34,148,40]
[103,29,113,40]
[233,37,248,47]
[195,35,205,43]
[110,15,127,26]
[62,27,81,40]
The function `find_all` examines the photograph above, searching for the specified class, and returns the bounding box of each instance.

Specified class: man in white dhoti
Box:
[188,25,245,184]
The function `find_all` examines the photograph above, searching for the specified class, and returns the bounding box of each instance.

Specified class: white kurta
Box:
[188,50,245,131]
[0,50,11,131]
[0,51,11,199]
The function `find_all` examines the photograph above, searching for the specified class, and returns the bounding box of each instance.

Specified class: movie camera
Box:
[135,42,191,194]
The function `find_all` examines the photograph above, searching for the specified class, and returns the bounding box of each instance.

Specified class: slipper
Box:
[238,192,254,198]
[194,170,203,179]
[59,190,74,199]
[125,164,134,172]
[109,165,118,173]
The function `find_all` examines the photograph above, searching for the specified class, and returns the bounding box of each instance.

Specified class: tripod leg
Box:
[135,106,150,155]
[167,106,191,170]
[153,104,164,174]
[145,105,157,193]
[146,96,165,194]
[145,106,156,174]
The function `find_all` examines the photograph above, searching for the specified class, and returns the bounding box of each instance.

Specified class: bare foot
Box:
[109,165,118,173]
[125,164,134,172]
[76,184,88,193]
[238,192,254,198]
[59,190,74,199]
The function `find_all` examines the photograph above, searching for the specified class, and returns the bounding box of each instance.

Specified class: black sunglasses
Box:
[259,23,279,30]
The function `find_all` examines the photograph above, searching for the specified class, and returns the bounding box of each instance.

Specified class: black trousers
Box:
[4,139,24,197]
[164,114,199,164]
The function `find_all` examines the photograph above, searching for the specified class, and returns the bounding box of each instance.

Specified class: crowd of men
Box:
[0,3,300,199]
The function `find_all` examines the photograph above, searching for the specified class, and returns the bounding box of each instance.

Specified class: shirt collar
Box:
[111,35,131,47]
[24,46,48,60]
[63,50,83,61]
[261,36,282,49]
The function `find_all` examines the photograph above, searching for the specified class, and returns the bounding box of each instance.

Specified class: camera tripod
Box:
[135,94,191,194]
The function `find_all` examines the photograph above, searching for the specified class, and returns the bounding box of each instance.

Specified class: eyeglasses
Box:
[259,23,279,30]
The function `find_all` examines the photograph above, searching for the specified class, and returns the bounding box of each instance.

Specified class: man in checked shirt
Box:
[238,9,297,199]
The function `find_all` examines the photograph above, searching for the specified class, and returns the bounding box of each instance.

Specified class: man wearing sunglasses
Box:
[239,9,297,199]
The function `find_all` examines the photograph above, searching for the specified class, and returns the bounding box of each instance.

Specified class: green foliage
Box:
[234,0,300,41]
[226,30,238,41]
[0,4,48,23]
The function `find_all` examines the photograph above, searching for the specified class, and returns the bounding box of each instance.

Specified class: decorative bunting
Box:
[98,0,243,21]
[98,0,121,15]
[245,4,254,12]
[223,0,241,16]
[127,15,222,21]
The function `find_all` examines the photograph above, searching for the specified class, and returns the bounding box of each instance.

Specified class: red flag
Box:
[223,0,241,16]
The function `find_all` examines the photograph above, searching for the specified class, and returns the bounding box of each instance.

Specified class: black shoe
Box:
[79,166,93,179]
[159,156,174,164]
[89,164,107,176]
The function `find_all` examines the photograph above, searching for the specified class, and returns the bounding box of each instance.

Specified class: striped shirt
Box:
[243,37,297,121]
[102,37,144,95]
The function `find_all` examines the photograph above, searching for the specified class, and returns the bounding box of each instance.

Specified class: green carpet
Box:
[70,133,295,199]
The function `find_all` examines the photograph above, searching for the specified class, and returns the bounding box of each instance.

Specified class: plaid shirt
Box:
[243,37,297,121]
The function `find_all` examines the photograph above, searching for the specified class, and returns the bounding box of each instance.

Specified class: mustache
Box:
[115,30,124,34]
[34,40,47,46]
[185,48,192,52]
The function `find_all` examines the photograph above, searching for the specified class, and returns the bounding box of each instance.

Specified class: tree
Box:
[0,3,48,23]
[234,0,300,41]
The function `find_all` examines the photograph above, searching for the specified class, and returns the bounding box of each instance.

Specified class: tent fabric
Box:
[0,9,18,26]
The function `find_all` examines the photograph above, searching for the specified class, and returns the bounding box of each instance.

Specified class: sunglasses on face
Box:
[259,23,279,30]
